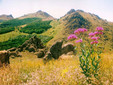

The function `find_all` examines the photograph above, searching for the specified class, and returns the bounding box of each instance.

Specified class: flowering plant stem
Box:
[79,43,101,83]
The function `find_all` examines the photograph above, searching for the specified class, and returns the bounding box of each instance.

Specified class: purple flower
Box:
[94,31,103,35]
[96,27,104,31]
[76,39,83,43]
[74,28,87,34]
[91,41,98,44]
[91,37,100,40]
[89,32,95,37]
[67,34,77,40]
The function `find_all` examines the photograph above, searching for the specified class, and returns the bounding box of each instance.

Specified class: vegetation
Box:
[0,35,33,50]
[20,20,52,34]
[38,35,53,44]
[0,18,41,34]
[0,33,53,50]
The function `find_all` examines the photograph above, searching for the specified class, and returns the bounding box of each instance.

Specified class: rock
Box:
[18,36,44,52]
[0,50,10,67]
[62,43,74,54]
[9,51,22,58]
[35,49,45,58]
[43,51,52,60]
[7,47,17,52]
[50,40,63,59]
[7,47,22,58]
[43,41,74,60]
[59,54,73,60]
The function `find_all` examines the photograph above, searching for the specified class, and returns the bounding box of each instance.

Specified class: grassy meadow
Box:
[0,51,113,85]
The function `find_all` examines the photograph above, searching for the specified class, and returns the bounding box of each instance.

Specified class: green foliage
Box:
[79,44,101,81]
[0,18,41,34]
[37,35,53,44]
[0,27,15,34]
[0,35,33,50]
[20,20,52,34]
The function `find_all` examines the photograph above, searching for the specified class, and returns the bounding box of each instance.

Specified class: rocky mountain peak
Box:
[67,9,76,15]
[0,14,14,20]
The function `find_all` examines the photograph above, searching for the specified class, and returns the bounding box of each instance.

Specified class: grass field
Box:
[0,51,113,85]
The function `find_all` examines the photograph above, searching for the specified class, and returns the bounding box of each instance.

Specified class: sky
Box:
[0,0,113,22]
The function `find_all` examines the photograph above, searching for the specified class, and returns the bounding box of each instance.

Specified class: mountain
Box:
[0,14,14,21]
[66,9,76,15]
[41,9,113,51]
[19,10,55,21]
[0,9,113,51]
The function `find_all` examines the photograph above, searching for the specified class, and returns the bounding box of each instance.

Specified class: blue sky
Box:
[0,0,113,22]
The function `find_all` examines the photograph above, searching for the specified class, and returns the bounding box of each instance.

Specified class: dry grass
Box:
[0,51,113,85]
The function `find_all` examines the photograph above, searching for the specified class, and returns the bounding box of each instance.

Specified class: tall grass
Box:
[0,52,113,85]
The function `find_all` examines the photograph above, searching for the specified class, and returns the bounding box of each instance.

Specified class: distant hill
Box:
[0,14,14,21]
[19,10,55,21]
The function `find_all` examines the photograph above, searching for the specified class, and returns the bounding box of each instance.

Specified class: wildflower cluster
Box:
[68,27,104,84]
[89,27,104,44]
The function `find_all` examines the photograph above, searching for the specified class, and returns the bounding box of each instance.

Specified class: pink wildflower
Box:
[99,32,103,35]
[94,31,103,35]
[74,30,80,34]
[91,41,98,44]
[74,28,87,34]
[67,34,77,40]
[91,37,100,40]
[94,31,99,35]
[96,27,104,31]
[76,39,82,43]
[89,32,95,37]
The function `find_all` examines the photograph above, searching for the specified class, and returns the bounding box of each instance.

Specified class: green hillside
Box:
[20,20,52,34]
[0,18,41,34]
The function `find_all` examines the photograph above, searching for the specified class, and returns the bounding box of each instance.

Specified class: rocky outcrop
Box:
[62,43,74,54]
[7,47,22,58]
[35,49,46,58]
[0,50,10,67]
[50,41,63,59]
[0,14,14,20]
[18,36,44,52]
[43,41,74,60]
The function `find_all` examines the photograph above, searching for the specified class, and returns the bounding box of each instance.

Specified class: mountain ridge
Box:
[0,14,14,21]
[18,10,55,21]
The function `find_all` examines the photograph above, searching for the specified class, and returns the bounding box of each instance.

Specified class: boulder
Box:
[35,49,45,58]
[43,41,74,60]
[0,50,10,67]
[62,43,74,54]
[18,36,44,52]
[43,51,52,60]
[50,40,63,59]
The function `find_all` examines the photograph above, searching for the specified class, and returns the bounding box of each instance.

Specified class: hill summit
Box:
[66,9,76,15]
[0,14,14,21]
[19,10,55,21]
